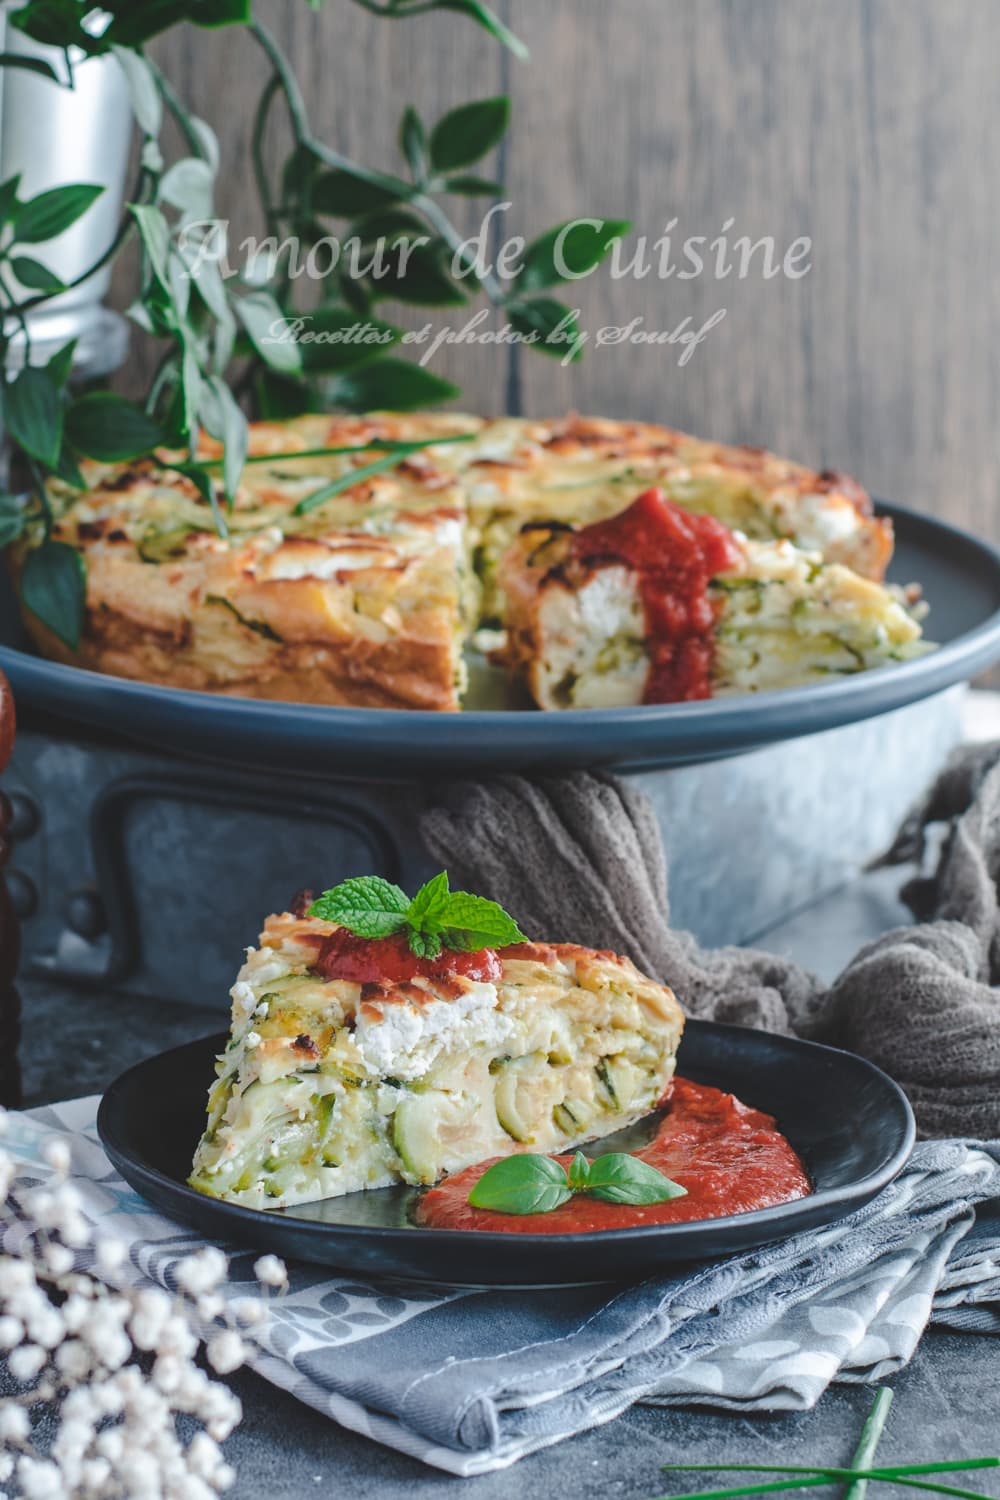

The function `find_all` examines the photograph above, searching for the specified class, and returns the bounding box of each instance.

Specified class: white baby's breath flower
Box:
[15,1455,63,1500]
[24,1305,64,1351]
[8,1343,47,1383]
[129,1285,171,1349]
[41,1139,71,1177]
[0,1315,23,1349]
[54,1339,92,1382]
[152,1352,184,1394]
[187,1432,225,1480]
[201,1386,242,1442]
[197,1292,226,1321]
[80,1457,111,1491]
[253,1254,287,1289]
[156,1313,198,1361]
[42,1243,74,1278]
[176,1246,228,1297]
[0,1452,14,1481]
[0,1403,30,1442]
[0,1256,34,1294]
[206,1329,245,1375]
[95,1237,127,1276]
[230,1296,266,1326]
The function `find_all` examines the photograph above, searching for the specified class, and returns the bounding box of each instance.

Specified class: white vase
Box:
[0,8,133,379]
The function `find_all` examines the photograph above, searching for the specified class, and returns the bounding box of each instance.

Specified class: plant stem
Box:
[148,60,208,159]
[251,73,283,238]
[845,1390,893,1500]
[247,18,508,309]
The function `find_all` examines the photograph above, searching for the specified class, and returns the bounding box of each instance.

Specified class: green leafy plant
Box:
[467,1151,687,1214]
[307,871,526,958]
[0,0,630,649]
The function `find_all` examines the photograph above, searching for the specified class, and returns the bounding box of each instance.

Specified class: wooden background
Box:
[113,0,1000,541]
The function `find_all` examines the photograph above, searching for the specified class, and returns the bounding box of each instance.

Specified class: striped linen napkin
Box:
[3,1096,999,1475]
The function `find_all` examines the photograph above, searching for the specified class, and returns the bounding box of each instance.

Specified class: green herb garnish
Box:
[467,1150,686,1214]
[307,870,525,959]
[655,1389,1000,1500]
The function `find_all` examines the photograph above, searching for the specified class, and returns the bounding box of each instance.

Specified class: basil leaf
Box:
[468,1155,572,1215]
[584,1153,687,1206]
[65,393,165,463]
[429,97,510,173]
[518,218,630,291]
[308,876,411,936]
[3,364,62,467]
[329,358,458,413]
[567,1151,590,1191]
[439,892,525,951]
[13,183,103,244]
[9,255,65,293]
[21,538,86,650]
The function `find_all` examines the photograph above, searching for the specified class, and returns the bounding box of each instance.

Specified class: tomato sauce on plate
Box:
[571,488,741,703]
[416,1078,811,1234]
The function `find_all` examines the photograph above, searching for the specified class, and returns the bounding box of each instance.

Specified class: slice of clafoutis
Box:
[495,488,930,710]
[188,911,684,1211]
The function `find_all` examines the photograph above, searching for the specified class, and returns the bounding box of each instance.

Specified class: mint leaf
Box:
[406,927,443,960]
[584,1153,687,1206]
[405,871,451,929]
[468,1155,572,1215]
[308,876,410,938]
[306,870,526,959]
[439,892,525,951]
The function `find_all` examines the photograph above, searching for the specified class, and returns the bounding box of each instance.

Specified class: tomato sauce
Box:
[315,929,502,986]
[571,488,741,703]
[417,1077,811,1234]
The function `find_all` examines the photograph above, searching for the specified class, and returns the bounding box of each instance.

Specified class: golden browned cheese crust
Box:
[15,410,898,709]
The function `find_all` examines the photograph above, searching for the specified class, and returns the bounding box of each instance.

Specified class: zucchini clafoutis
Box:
[189,898,684,1211]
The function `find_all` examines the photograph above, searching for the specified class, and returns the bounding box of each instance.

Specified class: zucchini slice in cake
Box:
[495,487,929,709]
[188,880,684,1210]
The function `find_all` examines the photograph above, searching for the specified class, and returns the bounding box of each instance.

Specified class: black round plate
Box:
[4,501,1000,775]
[97,1020,915,1285]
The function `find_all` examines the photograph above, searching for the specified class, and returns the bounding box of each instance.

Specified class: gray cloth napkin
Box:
[7,1099,1000,1476]
[421,744,1000,1137]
